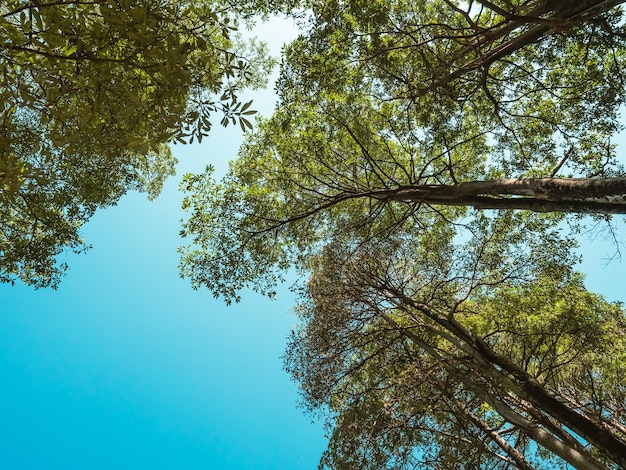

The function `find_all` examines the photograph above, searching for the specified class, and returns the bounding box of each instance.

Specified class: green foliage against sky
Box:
[179,1,626,468]
[0,0,273,287]
[284,220,626,469]
[180,0,626,301]
[3,0,626,467]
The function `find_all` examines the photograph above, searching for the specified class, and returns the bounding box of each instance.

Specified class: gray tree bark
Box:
[372,178,626,214]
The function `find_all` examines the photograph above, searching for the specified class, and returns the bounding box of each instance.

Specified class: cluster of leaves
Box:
[180,0,626,297]
[0,0,274,287]
[276,0,626,176]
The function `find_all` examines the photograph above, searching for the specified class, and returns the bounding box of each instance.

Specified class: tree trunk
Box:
[489,398,609,470]
[373,178,626,214]
[453,399,536,470]
[380,312,610,470]
[413,0,625,98]
[387,289,626,468]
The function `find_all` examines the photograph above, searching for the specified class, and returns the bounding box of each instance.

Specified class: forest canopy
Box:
[179,1,626,468]
[2,1,626,468]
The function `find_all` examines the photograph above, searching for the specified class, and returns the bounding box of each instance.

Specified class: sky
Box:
[1,13,626,470]
[0,17,328,470]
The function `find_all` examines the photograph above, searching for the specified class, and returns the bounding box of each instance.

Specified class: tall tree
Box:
[0,0,273,287]
[180,0,626,299]
[179,0,626,468]
[284,217,626,468]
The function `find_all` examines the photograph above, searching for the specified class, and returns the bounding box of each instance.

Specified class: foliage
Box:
[181,0,626,300]
[0,0,273,287]
[179,0,626,468]
[284,219,626,468]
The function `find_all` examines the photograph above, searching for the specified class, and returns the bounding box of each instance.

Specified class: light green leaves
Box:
[177,2,626,467]
[179,0,626,301]
[0,0,273,287]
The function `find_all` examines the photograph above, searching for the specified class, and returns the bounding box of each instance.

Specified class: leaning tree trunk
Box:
[380,312,611,470]
[414,0,626,98]
[386,288,626,469]
[373,178,626,214]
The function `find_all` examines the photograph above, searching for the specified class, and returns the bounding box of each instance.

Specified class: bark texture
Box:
[372,178,626,214]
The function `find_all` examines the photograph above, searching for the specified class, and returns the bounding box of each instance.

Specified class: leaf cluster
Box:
[0,0,274,287]
[175,2,626,466]
[284,215,625,468]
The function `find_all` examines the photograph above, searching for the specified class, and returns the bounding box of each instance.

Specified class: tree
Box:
[284,218,626,468]
[0,0,273,287]
[178,0,626,467]
[180,0,626,300]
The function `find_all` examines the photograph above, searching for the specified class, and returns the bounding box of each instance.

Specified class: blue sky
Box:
[0,180,328,469]
[0,17,329,470]
[1,15,625,470]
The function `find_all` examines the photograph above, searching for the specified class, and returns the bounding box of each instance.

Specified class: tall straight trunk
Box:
[372,178,626,214]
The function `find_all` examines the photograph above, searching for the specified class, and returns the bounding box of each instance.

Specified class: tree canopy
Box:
[180,0,626,299]
[0,0,273,287]
[285,215,626,469]
[179,0,626,468]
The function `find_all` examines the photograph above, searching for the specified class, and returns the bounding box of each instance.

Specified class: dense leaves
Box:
[181,0,626,299]
[179,1,626,468]
[285,217,626,469]
[0,0,273,287]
